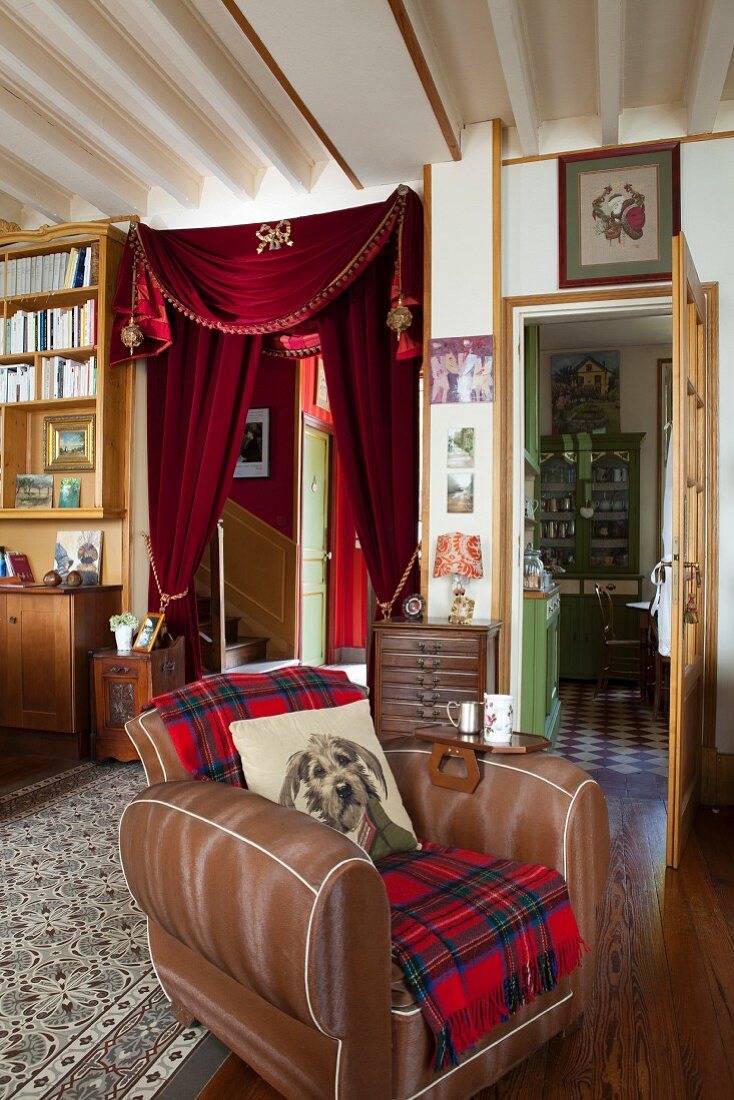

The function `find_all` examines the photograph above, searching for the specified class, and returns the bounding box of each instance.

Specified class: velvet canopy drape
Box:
[111,187,422,680]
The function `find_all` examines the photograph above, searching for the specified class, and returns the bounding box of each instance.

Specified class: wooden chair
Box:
[594,584,641,697]
[647,603,671,720]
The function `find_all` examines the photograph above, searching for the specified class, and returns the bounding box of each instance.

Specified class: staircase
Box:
[198,519,269,672]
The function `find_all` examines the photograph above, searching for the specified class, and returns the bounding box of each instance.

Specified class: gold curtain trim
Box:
[129,189,407,337]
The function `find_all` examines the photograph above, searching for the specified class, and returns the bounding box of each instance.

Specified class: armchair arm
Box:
[119,779,392,1053]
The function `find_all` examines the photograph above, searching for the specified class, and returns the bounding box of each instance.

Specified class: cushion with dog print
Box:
[231,699,419,860]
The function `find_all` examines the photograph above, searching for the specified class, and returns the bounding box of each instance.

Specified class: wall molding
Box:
[701,745,734,805]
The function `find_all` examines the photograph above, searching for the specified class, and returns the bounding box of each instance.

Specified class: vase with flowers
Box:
[110,612,139,653]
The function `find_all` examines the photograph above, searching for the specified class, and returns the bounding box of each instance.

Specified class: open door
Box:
[667,233,707,868]
[301,423,331,665]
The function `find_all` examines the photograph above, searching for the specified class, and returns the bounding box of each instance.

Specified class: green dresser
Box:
[521,587,561,742]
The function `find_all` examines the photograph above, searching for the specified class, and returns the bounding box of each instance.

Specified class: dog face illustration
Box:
[279,733,388,833]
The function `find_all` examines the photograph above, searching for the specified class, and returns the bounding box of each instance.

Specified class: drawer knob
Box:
[8,616,17,624]
[110,665,130,674]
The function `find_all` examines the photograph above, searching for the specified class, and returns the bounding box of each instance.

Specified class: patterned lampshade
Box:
[433,532,483,580]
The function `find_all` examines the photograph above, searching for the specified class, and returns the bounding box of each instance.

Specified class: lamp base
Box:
[448,594,475,625]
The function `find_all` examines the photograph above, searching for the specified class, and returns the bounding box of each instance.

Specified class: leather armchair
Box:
[121,709,609,1100]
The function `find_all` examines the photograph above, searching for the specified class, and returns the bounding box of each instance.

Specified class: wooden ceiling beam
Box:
[0,149,73,223]
[596,0,624,147]
[686,0,734,135]
[388,0,462,161]
[106,0,313,193]
[31,0,261,198]
[0,7,201,208]
[485,0,539,157]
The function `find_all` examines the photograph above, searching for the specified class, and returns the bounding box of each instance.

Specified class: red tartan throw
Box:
[151,667,367,787]
[378,843,588,1070]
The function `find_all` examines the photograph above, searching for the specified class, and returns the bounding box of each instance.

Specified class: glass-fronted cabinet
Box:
[538,433,643,576]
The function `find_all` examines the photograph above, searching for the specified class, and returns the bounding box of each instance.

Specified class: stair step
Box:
[198,614,241,645]
[199,633,269,672]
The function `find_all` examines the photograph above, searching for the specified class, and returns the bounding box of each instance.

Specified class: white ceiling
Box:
[0,0,732,225]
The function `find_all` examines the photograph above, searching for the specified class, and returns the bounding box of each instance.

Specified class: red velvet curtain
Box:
[146,314,262,680]
[112,188,422,680]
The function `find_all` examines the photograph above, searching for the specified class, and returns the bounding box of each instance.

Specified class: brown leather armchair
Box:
[121,709,610,1100]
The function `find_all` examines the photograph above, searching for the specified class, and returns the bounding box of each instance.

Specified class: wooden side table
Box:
[91,636,185,761]
[415,724,551,794]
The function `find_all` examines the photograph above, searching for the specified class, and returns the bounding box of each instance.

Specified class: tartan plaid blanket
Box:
[378,843,587,1069]
[151,667,366,786]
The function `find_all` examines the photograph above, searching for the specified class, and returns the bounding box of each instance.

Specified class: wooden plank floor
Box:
[0,753,78,796]
[197,799,734,1100]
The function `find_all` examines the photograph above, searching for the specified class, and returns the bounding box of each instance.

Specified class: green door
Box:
[301,425,330,665]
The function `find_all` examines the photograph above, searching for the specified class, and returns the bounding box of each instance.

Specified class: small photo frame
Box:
[234,408,270,479]
[447,427,475,469]
[447,472,474,514]
[315,357,330,412]
[43,414,95,471]
[133,612,165,653]
[15,473,53,508]
[58,477,81,509]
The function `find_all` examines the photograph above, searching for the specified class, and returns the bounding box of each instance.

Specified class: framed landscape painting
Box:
[559,142,680,288]
[551,350,621,434]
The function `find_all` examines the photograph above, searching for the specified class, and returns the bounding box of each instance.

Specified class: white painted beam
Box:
[597,0,623,147]
[0,83,148,215]
[0,6,201,208]
[0,149,73,223]
[686,0,734,134]
[104,0,313,192]
[485,0,538,156]
[30,0,261,198]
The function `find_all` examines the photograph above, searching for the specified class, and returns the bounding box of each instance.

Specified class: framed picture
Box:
[133,612,165,653]
[428,335,494,404]
[58,477,81,508]
[559,142,680,288]
[447,427,475,469]
[43,413,95,471]
[315,357,330,412]
[447,472,474,514]
[54,529,103,585]
[15,473,53,508]
[234,408,270,479]
[551,350,620,434]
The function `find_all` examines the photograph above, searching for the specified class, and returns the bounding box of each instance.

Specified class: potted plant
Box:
[110,612,139,653]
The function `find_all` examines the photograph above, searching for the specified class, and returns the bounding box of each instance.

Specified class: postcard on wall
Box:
[233,407,270,479]
[429,335,494,404]
[447,427,475,469]
[58,477,81,508]
[15,474,53,509]
[551,350,621,434]
[54,529,103,584]
[447,473,474,514]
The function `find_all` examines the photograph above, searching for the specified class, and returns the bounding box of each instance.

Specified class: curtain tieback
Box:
[377,543,421,621]
[142,533,189,614]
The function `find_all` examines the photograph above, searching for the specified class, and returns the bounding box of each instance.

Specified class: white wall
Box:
[427,122,495,619]
[505,138,734,752]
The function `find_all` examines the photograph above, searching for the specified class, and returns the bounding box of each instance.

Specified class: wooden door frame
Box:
[299,415,333,664]
[497,285,719,750]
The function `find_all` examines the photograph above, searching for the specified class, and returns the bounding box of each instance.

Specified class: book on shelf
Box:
[5,551,34,582]
[2,245,97,299]
[0,363,35,403]
[4,299,96,354]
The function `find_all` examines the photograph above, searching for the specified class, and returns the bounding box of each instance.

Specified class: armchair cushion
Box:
[150,667,367,787]
[231,699,419,859]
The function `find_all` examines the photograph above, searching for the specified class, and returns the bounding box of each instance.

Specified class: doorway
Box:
[301,422,331,666]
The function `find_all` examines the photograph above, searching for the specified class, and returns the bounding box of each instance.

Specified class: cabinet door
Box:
[100,666,149,733]
[6,595,72,730]
[539,452,578,572]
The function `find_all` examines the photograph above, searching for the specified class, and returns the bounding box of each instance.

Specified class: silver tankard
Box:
[446,700,483,735]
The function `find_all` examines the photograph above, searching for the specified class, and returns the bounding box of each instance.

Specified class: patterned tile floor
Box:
[553,679,669,801]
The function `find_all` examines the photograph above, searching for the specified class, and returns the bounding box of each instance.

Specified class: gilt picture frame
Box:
[559,142,680,288]
[43,413,95,471]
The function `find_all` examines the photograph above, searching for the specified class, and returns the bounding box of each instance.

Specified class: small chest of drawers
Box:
[91,636,185,761]
[373,619,502,741]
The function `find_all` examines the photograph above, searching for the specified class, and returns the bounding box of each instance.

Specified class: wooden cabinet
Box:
[0,584,121,756]
[373,619,502,742]
[91,636,185,761]
[0,221,133,599]
[521,589,561,741]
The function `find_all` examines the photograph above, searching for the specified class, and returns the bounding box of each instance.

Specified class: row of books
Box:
[0,549,34,582]
[4,300,96,354]
[42,355,97,400]
[0,244,98,298]
[0,363,35,403]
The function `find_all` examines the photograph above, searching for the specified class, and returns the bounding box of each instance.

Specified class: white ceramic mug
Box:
[483,694,514,743]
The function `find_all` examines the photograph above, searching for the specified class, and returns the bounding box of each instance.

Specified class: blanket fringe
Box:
[434,935,588,1070]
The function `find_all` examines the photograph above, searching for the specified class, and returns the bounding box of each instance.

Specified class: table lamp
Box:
[433,532,483,624]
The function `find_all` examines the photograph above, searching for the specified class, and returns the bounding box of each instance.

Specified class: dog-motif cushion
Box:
[231,699,419,860]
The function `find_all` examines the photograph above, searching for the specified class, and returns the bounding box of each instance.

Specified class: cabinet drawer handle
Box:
[417,674,425,685]
[432,707,440,718]
[606,583,616,591]
[432,642,442,654]
[417,657,425,668]
[432,658,441,668]
[417,691,425,702]
[162,661,176,672]
[432,675,440,686]
[417,706,424,718]
[110,665,130,674]
[418,641,426,652]
[8,616,17,624]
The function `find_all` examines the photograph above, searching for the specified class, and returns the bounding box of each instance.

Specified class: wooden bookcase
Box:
[0,222,133,598]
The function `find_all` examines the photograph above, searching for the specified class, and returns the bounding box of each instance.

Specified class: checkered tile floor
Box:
[553,680,669,801]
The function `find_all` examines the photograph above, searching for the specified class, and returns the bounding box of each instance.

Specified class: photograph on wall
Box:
[15,473,53,509]
[54,529,103,584]
[559,142,680,287]
[447,473,474,514]
[447,427,475,469]
[429,335,494,404]
[315,357,330,412]
[234,407,270,479]
[551,350,621,434]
